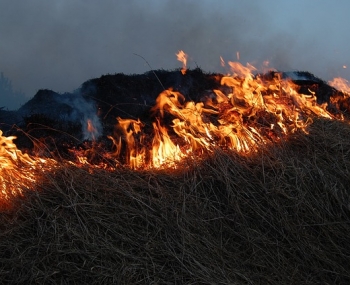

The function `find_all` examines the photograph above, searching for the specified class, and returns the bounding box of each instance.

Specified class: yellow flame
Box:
[102,57,339,169]
[0,130,57,206]
[152,120,183,168]
[1,52,347,182]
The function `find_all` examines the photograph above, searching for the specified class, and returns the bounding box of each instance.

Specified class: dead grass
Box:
[1,118,350,284]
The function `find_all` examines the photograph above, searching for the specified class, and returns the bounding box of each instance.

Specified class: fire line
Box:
[1,51,350,205]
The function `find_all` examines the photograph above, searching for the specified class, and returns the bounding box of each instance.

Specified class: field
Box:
[1,118,350,284]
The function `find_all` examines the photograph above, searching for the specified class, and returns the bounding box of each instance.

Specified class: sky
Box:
[1,0,350,110]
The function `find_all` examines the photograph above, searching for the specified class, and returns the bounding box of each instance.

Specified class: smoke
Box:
[1,0,350,110]
[57,91,102,140]
[0,72,27,110]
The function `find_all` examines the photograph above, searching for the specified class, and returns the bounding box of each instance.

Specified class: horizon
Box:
[1,0,350,110]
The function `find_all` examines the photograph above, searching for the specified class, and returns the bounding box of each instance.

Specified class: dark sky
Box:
[1,0,350,110]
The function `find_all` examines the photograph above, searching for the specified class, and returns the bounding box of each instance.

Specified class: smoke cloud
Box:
[56,92,102,141]
[1,0,349,110]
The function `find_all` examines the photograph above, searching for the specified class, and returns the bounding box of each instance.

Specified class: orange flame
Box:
[2,51,350,201]
[176,50,188,75]
[101,58,336,169]
[87,119,97,140]
[152,120,183,168]
[0,130,57,206]
[110,117,145,169]
[329,77,350,95]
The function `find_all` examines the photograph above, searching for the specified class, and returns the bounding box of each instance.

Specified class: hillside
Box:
[1,68,350,283]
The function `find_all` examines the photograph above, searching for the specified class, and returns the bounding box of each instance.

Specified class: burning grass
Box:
[1,118,350,284]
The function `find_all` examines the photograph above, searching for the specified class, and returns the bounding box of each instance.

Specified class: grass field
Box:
[1,118,350,284]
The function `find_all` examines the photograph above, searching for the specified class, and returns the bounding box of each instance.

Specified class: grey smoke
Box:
[0,72,26,110]
[1,0,350,110]
[56,92,102,140]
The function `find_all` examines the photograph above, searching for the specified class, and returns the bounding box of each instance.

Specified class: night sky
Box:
[1,0,349,109]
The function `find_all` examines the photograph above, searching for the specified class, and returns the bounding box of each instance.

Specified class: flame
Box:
[101,59,336,169]
[152,120,183,168]
[176,50,188,75]
[329,77,350,95]
[110,117,145,169]
[0,130,57,206]
[220,56,225,67]
[2,51,350,205]
[86,119,98,140]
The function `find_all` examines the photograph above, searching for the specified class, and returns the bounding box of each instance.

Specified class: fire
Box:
[152,120,183,168]
[0,130,56,206]
[111,117,145,169]
[220,56,225,67]
[2,50,350,205]
[86,119,98,140]
[105,59,336,169]
[176,50,188,75]
[329,77,350,95]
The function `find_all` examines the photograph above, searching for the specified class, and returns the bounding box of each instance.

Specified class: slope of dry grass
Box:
[1,118,350,284]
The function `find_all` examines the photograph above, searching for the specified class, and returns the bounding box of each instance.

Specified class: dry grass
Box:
[1,118,350,284]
